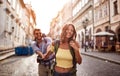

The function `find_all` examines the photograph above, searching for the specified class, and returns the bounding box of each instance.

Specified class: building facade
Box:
[72,0,93,48]
[49,1,73,40]
[0,0,36,51]
[93,0,120,52]
[49,0,120,52]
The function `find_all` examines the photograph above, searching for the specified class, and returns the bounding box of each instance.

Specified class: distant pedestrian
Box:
[90,40,94,49]
[85,41,89,49]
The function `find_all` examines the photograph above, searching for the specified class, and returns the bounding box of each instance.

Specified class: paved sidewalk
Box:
[80,49,120,65]
[0,49,15,61]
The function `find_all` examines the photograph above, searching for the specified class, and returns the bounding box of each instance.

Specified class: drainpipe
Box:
[92,0,95,51]
[108,0,111,30]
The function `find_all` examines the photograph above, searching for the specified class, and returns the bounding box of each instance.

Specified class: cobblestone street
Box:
[0,54,38,76]
[0,53,120,76]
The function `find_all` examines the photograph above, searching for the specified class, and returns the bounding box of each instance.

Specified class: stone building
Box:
[49,1,73,40]
[72,0,93,48]
[49,0,120,52]
[93,0,120,52]
[0,0,36,58]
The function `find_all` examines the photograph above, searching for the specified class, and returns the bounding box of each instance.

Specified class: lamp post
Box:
[82,18,89,52]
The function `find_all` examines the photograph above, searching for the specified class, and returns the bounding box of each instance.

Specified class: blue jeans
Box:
[53,70,71,76]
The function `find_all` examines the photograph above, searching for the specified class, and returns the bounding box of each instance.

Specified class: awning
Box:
[93,31,114,37]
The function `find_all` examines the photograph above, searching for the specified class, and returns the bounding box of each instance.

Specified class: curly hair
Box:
[33,28,41,35]
[60,24,77,43]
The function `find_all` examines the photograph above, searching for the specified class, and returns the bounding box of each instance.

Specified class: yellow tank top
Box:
[55,48,73,68]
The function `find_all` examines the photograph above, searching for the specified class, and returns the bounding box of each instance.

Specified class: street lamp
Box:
[82,18,89,52]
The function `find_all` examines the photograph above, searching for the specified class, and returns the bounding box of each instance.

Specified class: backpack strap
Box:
[69,45,76,68]
[53,40,60,67]
[54,40,60,54]
[43,37,47,43]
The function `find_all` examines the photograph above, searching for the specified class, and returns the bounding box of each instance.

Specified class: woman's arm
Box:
[74,47,82,64]
[69,41,82,64]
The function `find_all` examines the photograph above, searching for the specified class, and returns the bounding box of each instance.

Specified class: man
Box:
[33,28,41,41]
[31,29,53,76]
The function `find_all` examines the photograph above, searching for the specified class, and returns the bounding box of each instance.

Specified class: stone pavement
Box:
[80,48,120,65]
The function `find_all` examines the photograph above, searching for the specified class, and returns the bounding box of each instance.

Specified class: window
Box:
[104,4,108,16]
[94,0,99,4]
[105,26,109,31]
[8,0,11,3]
[78,1,82,11]
[88,10,92,20]
[85,0,88,4]
[12,0,16,9]
[99,8,102,18]
[94,10,98,21]
[72,0,75,3]
[102,3,108,17]
[73,7,76,16]
[16,4,19,15]
[113,0,118,15]
[81,0,84,7]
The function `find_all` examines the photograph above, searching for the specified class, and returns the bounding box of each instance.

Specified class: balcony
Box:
[72,0,93,21]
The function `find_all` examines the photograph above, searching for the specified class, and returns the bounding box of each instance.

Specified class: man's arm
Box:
[43,37,53,59]
[31,42,44,58]
[44,44,54,60]
[35,51,44,58]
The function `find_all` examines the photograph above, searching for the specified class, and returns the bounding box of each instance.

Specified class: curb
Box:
[0,51,15,61]
[81,53,120,65]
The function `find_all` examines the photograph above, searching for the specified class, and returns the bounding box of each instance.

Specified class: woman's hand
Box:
[69,40,79,51]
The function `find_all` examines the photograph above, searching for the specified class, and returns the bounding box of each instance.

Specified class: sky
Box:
[24,0,69,34]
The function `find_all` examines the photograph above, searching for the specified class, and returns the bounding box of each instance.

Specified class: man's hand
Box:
[36,51,44,59]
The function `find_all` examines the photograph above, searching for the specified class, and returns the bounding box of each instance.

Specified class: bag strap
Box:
[43,37,47,43]
[53,40,60,67]
[69,45,76,68]
[54,40,60,54]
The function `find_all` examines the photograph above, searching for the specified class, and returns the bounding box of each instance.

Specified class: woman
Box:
[45,24,82,76]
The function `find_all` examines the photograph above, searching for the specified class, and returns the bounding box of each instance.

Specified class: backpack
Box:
[54,40,77,76]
